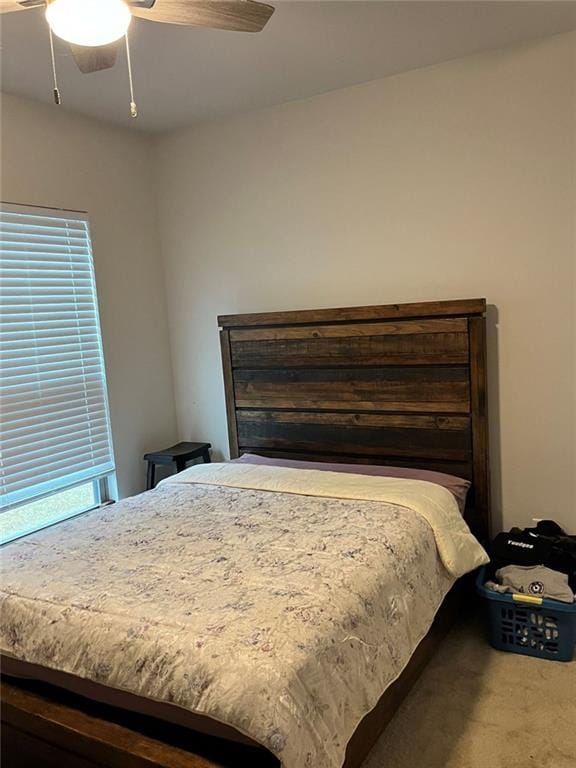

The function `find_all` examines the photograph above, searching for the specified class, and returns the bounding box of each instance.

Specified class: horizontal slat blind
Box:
[0,205,115,509]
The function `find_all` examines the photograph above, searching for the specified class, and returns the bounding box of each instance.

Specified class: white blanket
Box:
[163,462,488,578]
[2,464,487,768]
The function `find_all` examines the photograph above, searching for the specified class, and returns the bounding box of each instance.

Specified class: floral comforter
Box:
[0,465,483,767]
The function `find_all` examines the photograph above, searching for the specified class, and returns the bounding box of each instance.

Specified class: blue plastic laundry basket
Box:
[476,567,576,662]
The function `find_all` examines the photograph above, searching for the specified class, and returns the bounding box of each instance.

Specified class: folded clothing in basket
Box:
[485,564,575,604]
[489,520,576,591]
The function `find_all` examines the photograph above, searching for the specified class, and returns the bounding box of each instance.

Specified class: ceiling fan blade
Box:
[130,0,274,33]
[0,0,37,13]
[69,43,119,74]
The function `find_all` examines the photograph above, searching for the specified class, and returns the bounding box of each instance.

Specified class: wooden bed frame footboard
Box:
[1,298,490,768]
[1,582,467,768]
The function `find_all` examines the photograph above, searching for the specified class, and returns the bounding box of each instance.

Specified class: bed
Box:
[1,298,491,768]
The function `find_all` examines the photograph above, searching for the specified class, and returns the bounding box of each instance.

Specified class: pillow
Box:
[232,453,470,513]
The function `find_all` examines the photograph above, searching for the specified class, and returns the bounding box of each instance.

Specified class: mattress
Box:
[0,463,487,768]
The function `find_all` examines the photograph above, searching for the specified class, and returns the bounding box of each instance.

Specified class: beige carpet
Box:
[363,615,576,768]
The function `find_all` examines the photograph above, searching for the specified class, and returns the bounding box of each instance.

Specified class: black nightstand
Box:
[144,441,211,490]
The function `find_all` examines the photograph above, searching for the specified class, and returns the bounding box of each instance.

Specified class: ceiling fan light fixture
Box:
[46,0,132,47]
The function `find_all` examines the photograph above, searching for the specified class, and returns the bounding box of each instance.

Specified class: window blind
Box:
[0,204,115,510]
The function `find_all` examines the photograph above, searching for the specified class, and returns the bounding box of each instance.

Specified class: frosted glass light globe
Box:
[46,0,132,47]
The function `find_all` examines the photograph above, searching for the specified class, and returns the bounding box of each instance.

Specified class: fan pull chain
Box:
[125,32,138,118]
[48,27,61,105]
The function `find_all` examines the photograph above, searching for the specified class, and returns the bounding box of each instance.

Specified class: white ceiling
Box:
[1,1,575,133]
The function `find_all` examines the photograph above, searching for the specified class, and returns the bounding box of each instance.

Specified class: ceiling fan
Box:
[1,0,275,114]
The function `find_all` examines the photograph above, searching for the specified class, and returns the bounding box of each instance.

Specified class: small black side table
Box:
[144,441,211,490]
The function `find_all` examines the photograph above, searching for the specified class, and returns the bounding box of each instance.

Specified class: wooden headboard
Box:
[218,299,490,542]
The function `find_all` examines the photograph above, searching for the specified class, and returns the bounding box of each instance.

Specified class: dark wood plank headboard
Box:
[218,299,490,542]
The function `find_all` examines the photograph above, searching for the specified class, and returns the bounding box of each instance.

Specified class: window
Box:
[0,203,116,544]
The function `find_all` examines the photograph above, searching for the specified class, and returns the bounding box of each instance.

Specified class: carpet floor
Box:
[363,614,576,768]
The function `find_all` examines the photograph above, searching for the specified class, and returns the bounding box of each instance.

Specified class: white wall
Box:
[155,32,576,532]
[1,93,178,498]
